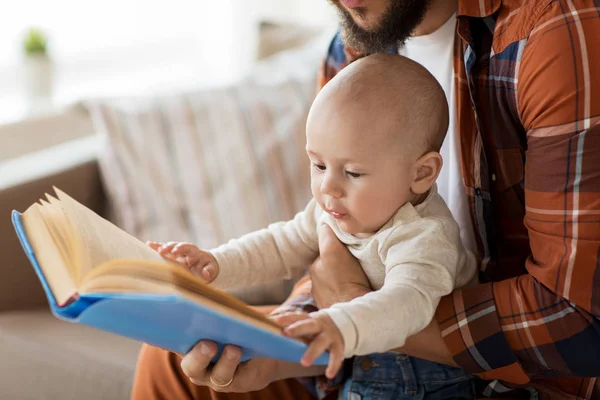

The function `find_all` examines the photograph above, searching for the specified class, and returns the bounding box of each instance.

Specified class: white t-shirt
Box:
[399,14,477,254]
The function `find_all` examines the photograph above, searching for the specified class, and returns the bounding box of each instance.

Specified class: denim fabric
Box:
[340,352,475,400]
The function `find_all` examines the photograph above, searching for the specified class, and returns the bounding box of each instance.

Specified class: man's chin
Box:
[329,0,431,55]
[332,0,384,30]
[347,9,382,31]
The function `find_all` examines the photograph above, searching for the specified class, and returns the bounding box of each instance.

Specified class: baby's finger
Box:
[146,241,163,251]
[272,312,311,328]
[172,243,196,255]
[198,262,218,282]
[300,333,330,367]
[325,343,344,379]
[284,319,322,338]
[158,242,179,255]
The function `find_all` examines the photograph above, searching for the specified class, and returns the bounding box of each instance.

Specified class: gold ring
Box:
[209,375,234,388]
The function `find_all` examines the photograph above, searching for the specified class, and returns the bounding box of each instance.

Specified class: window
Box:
[0,0,335,124]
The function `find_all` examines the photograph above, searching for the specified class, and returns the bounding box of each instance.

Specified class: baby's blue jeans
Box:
[339,352,475,400]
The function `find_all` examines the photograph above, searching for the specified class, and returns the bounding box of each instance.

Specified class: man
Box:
[132,0,600,398]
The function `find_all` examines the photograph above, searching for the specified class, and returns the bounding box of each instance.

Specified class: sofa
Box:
[0,158,142,400]
[0,27,331,400]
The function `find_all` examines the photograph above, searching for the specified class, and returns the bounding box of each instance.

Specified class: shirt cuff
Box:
[436,282,530,384]
[314,308,358,358]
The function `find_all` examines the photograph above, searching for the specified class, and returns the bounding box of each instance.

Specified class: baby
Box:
[149,54,476,384]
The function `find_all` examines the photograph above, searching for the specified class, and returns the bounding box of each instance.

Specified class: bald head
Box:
[312,53,448,156]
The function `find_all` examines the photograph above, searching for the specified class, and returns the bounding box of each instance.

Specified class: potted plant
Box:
[22,27,54,104]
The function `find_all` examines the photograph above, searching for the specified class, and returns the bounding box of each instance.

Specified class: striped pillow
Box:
[87,43,323,304]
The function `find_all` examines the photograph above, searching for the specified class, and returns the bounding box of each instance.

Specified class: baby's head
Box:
[306,53,448,237]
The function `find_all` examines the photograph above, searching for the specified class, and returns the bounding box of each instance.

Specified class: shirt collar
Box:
[458,0,502,18]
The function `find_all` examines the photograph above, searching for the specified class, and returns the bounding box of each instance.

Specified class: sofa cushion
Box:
[0,309,140,400]
[0,153,105,313]
[87,37,329,305]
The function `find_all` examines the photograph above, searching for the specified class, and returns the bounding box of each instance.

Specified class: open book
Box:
[12,188,327,364]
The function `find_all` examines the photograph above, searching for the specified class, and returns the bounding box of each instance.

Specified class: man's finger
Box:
[209,345,242,392]
[180,341,217,382]
[317,224,344,256]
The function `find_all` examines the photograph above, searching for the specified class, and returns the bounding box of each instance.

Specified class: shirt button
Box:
[491,173,496,182]
[475,188,482,197]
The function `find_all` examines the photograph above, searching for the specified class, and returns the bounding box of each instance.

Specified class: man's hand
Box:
[147,241,219,282]
[180,339,327,392]
[274,312,345,379]
[310,225,372,309]
[179,341,278,393]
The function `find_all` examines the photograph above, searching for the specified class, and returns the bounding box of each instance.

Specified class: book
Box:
[12,188,328,365]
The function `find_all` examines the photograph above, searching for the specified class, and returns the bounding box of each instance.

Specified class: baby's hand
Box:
[147,241,219,282]
[273,312,344,379]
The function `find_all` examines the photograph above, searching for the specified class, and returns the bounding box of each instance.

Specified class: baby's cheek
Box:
[349,198,371,221]
[311,185,323,204]
[350,205,383,233]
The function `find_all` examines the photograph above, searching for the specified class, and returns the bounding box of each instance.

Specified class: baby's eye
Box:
[346,171,362,178]
[312,163,326,171]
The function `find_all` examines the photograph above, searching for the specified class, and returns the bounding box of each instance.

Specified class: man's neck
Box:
[413,0,458,37]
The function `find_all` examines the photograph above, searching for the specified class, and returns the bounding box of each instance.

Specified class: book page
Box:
[54,188,164,279]
[40,197,78,280]
[21,203,77,306]
[79,259,282,334]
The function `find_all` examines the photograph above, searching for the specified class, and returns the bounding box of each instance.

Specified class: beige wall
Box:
[0,1,338,168]
[254,0,337,27]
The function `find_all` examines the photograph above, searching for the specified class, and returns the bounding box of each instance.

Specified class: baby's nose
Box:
[320,177,343,198]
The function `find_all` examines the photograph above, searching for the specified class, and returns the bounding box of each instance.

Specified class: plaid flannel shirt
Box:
[274,0,600,398]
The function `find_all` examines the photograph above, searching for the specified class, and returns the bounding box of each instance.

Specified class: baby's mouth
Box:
[327,209,347,220]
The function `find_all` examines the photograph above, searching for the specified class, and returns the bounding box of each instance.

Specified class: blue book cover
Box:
[12,210,328,365]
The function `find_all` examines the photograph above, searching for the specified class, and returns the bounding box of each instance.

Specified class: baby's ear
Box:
[410,152,443,195]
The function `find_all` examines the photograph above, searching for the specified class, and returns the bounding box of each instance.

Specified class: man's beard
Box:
[331,0,432,55]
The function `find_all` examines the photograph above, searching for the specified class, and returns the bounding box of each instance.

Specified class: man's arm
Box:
[302,225,456,365]
[314,218,461,358]
[436,1,600,383]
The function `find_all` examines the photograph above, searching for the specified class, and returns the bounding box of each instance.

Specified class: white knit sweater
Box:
[211,186,477,357]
